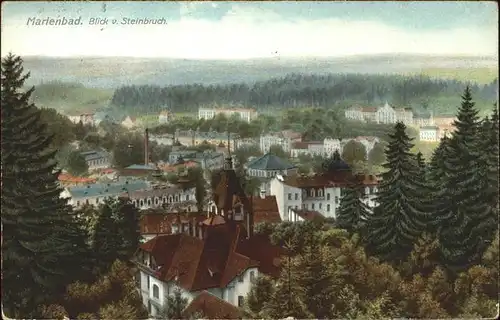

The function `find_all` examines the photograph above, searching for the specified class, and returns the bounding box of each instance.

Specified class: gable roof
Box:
[137,224,283,292]
[246,153,296,171]
[292,209,325,221]
[182,291,243,319]
[213,163,250,212]
[252,196,282,224]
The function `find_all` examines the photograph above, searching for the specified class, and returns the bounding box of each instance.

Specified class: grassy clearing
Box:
[29,82,114,114]
[409,67,498,85]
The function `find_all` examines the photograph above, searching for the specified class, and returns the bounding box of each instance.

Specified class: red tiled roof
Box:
[182,291,243,319]
[281,172,379,188]
[252,196,281,224]
[137,222,283,292]
[362,107,377,113]
[58,174,96,183]
[292,209,325,221]
[292,141,309,149]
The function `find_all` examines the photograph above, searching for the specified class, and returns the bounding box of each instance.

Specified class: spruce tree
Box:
[437,87,494,273]
[427,136,450,236]
[365,122,431,263]
[336,178,371,233]
[112,198,141,260]
[92,200,120,272]
[416,151,426,172]
[1,54,90,317]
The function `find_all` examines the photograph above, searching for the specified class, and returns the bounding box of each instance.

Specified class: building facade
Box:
[158,111,169,124]
[345,102,414,125]
[260,130,302,154]
[269,158,378,221]
[419,126,440,142]
[80,150,111,171]
[198,107,258,123]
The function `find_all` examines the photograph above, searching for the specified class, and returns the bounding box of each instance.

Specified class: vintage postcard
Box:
[1,1,498,319]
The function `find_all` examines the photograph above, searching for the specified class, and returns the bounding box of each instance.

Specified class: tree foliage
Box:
[1,53,90,318]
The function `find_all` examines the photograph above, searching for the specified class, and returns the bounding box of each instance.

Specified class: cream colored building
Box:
[198,107,258,123]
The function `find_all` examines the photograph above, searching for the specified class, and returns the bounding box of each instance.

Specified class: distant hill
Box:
[22,54,498,89]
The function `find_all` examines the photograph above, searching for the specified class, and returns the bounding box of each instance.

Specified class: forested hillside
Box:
[110,74,498,115]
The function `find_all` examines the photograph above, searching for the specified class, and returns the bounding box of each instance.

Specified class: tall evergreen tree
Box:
[112,198,141,260]
[365,122,431,263]
[437,87,494,273]
[416,151,426,171]
[478,106,499,213]
[1,54,90,317]
[92,200,120,272]
[336,178,371,233]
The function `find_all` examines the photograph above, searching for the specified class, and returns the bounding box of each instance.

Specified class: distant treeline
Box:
[109,74,498,114]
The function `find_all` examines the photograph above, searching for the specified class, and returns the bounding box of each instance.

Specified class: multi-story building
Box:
[345,102,414,125]
[198,107,258,123]
[323,138,342,156]
[60,180,150,208]
[269,155,378,221]
[290,141,326,158]
[168,150,225,171]
[419,126,440,142]
[67,113,95,126]
[260,130,302,154]
[80,150,111,171]
[413,111,435,128]
[133,156,284,317]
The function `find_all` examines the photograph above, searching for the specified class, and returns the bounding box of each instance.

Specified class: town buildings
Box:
[259,130,302,154]
[269,155,378,220]
[167,150,225,171]
[133,155,284,317]
[122,116,139,129]
[290,136,379,159]
[67,113,95,126]
[198,107,258,123]
[80,150,111,171]
[344,102,414,125]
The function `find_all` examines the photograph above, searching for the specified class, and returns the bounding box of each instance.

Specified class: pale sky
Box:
[1,1,498,59]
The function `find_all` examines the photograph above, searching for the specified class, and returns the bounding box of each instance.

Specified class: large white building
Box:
[198,107,258,123]
[259,130,302,154]
[133,156,283,317]
[60,180,196,210]
[269,158,378,220]
[419,126,440,142]
[345,102,413,125]
[158,111,169,124]
[290,136,379,159]
[80,150,111,171]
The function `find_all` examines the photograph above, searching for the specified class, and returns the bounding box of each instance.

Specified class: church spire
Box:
[224,131,233,170]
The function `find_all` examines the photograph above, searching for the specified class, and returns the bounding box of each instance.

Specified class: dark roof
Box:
[322,152,351,172]
[246,153,296,171]
[182,291,243,319]
[252,196,282,224]
[137,223,283,292]
[292,209,325,221]
[213,165,249,212]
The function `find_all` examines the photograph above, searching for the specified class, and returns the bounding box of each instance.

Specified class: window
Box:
[295,193,298,200]
[85,199,89,205]
[140,199,144,207]
[76,201,80,206]
[147,199,152,206]
[311,203,315,210]
[154,198,159,205]
[238,275,244,283]
[327,204,331,212]
[96,197,100,204]
[152,284,159,299]
[319,203,322,209]
[318,189,323,197]
[327,193,331,200]
[250,271,255,282]
[288,193,292,200]
[186,195,190,201]
[287,206,292,213]
[310,189,315,197]
[335,196,339,204]
[238,296,244,307]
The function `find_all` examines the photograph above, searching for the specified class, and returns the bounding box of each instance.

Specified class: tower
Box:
[144,128,149,166]
[210,131,254,238]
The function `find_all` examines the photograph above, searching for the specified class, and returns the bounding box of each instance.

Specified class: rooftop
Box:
[291,209,326,221]
[246,153,296,171]
[80,150,109,161]
[182,291,243,319]
[67,180,150,198]
[125,164,157,171]
[137,225,283,292]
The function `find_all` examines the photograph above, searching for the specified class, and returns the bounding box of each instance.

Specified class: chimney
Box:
[259,189,266,199]
[144,128,149,166]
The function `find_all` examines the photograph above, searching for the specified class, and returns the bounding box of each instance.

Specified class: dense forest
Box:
[109,74,498,115]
